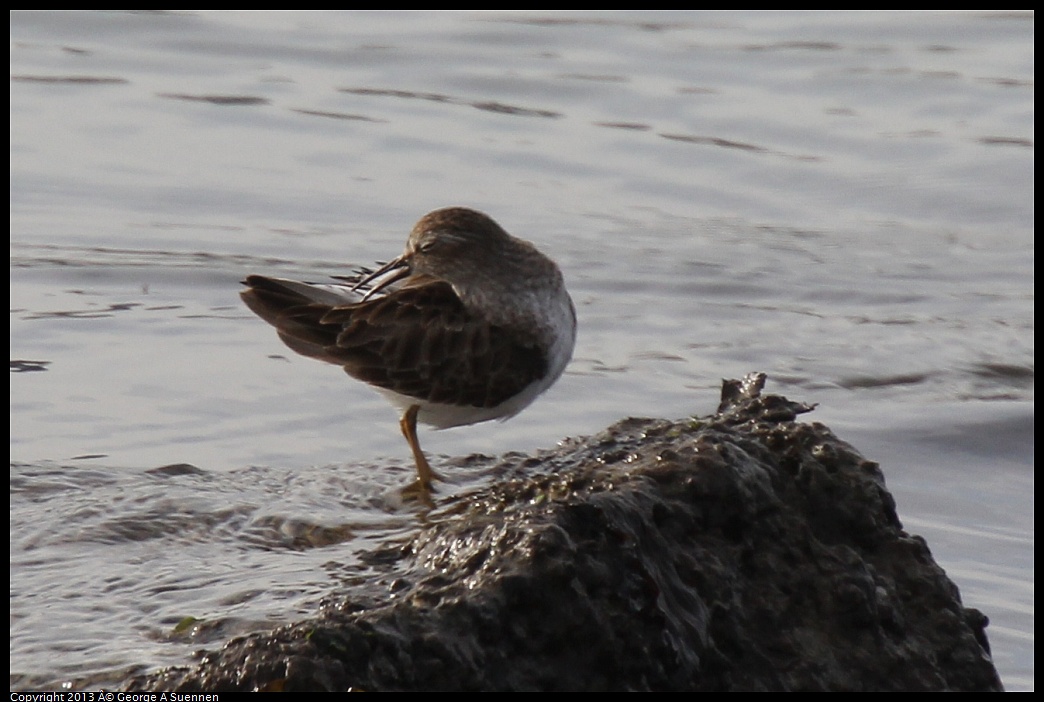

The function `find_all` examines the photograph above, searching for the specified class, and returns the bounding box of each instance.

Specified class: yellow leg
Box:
[399,404,440,495]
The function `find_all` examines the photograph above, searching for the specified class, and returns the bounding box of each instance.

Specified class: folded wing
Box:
[241,275,548,409]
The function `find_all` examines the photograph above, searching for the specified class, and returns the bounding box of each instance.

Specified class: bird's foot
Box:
[400,478,436,507]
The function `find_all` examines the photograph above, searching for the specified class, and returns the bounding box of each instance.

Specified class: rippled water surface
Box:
[10,10,1033,691]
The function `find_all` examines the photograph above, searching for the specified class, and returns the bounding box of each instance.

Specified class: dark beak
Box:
[352,253,411,301]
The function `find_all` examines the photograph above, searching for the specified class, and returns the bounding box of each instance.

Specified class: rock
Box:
[124,373,1003,691]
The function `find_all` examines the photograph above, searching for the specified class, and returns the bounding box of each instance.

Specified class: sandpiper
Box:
[241,207,576,498]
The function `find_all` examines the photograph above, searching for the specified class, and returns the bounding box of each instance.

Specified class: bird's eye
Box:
[418,233,442,252]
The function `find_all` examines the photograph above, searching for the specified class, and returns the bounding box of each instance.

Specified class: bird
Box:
[240,207,576,499]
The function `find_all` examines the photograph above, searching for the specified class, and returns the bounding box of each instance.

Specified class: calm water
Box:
[10,10,1033,691]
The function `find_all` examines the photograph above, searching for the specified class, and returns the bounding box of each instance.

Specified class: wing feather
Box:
[241,275,548,408]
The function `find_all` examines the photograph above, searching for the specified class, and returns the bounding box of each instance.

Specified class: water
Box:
[10,10,1033,691]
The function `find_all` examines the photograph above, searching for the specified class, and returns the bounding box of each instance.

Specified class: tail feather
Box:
[241,276,354,363]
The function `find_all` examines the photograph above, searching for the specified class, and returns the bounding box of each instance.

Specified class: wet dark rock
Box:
[124,373,1003,691]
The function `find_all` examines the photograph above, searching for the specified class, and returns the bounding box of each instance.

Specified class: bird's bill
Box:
[353,254,411,301]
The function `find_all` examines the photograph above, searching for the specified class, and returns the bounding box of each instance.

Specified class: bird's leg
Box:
[399,404,442,497]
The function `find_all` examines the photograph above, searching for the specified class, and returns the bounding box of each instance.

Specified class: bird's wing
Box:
[241,274,548,408]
